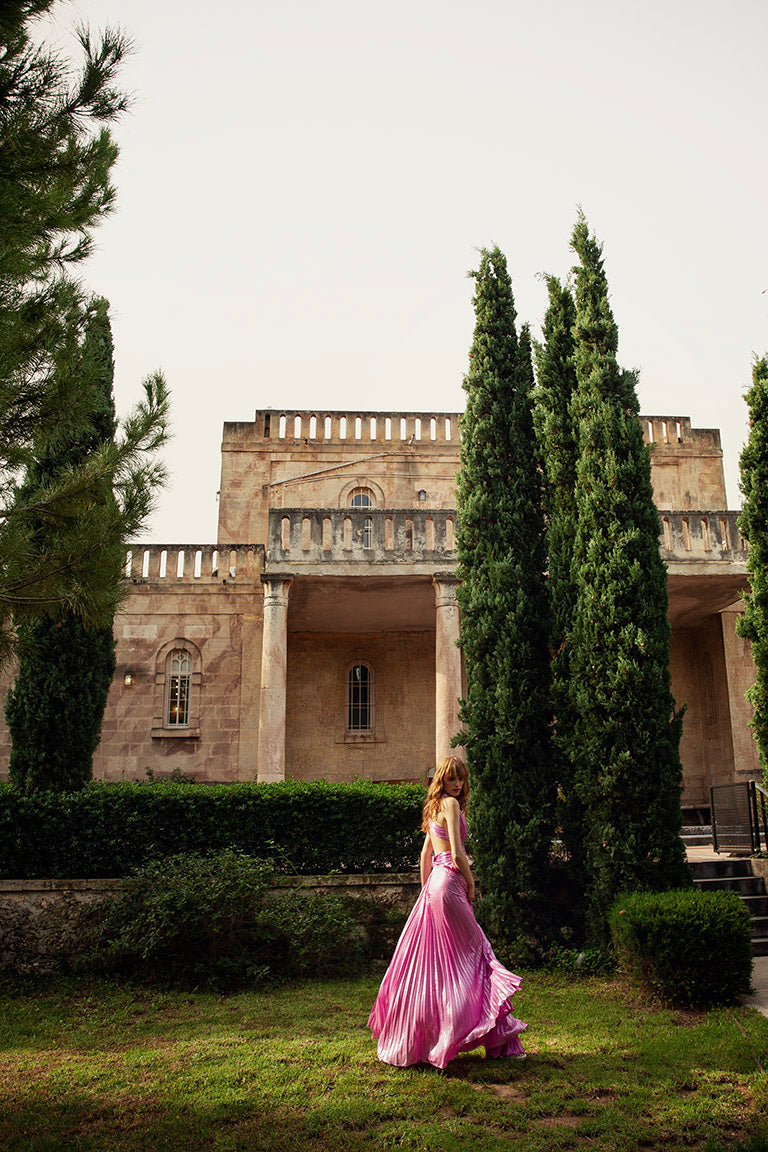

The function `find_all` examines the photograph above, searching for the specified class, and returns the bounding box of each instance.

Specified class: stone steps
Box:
[742,894,768,917]
[690,859,768,956]
[693,875,765,895]
[691,859,752,880]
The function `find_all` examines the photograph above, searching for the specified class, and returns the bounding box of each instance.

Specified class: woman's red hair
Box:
[421,756,469,833]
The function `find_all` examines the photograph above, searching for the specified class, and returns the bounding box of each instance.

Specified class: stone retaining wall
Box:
[0,874,421,976]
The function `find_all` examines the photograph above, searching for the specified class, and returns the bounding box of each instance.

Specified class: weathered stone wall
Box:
[218,413,461,545]
[0,879,121,975]
[671,617,741,810]
[671,630,706,808]
[0,875,421,975]
[93,578,264,783]
[720,602,760,781]
[0,547,267,786]
[644,417,726,511]
[286,630,435,782]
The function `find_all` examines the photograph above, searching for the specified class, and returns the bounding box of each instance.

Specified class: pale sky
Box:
[47,0,768,542]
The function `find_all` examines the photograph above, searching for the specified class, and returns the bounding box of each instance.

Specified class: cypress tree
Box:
[6,298,119,792]
[456,247,555,953]
[737,354,768,785]
[533,277,578,644]
[566,215,689,942]
[532,278,585,889]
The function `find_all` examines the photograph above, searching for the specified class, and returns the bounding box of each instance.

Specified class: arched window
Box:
[349,487,374,508]
[167,649,191,726]
[347,663,373,732]
[152,639,202,738]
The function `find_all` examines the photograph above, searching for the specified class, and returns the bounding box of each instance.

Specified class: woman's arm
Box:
[420,833,434,887]
[443,797,475,903]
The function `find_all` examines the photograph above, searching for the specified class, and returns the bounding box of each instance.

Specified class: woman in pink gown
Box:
[368,756,527,1069]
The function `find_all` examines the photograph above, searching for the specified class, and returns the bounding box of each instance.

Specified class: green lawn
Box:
[0,971,767,1151]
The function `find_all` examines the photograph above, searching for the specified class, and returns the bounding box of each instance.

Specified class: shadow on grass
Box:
[0,1082,529,1152]
[0,1095,360,1152]
[4,1079,768,1152]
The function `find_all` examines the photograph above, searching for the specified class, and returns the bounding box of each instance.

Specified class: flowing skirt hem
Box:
[368,862,527,1070]
[369,954,527,1069]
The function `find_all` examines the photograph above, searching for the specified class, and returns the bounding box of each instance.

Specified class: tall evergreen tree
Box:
[566,214,689,942]
[6,298,120,792]
[737,354,768,785]
[456,247,555,953]
[533,277,578,644]
[532,278,585,887]
[0,0,169,662]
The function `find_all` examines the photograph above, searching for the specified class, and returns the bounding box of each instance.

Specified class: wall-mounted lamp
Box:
[124,672,134,687]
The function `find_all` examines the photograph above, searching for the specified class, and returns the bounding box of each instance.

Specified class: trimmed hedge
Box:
[0,780,424,879]
[609,889,753,1007]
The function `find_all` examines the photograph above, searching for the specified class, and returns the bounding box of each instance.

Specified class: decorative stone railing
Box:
[266,508,746,567]
[248,409,719,453]
[658,511,746,561]
[123,543,263,584]
[254,409,460,446]
[267,509,456,563]
[123,510,745,582]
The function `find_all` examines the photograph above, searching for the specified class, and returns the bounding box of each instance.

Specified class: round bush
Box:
[609,888,753,1006]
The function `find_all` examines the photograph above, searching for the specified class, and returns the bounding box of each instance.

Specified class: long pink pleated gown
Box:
[368,811,527,1069]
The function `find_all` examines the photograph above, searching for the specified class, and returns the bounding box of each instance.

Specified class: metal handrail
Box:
[756,782,768,853]
[711,781,764,854]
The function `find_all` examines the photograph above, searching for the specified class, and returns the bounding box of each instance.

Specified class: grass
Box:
[0,970,767,1151]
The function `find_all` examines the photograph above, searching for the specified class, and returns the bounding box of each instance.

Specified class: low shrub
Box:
[0,779,424,878]
[348,898,408,962]
[83,849,372,990]
[268,889,365,979]
[609,888,753,1006]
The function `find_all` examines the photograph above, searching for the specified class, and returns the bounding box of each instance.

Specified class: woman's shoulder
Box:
[440,796,460,815]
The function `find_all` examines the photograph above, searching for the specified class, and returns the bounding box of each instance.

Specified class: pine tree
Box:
[0,0,169,663]
[737,354,768,786]
[6,299,120,792]
[566,214,689,942]
[456,247,555,953]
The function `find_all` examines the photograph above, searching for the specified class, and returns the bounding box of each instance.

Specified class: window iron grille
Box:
[348,663,372,731]
[168,650,191,726]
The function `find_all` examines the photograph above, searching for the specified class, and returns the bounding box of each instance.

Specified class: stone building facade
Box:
[0,409,758,818]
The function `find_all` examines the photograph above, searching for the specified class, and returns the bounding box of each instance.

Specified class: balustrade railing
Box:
[123,544,262,583]
[122,510,744,580]
[658,510,746,560]
[268,508,456,562]
[255,409,460,446]
[249,410,721,452]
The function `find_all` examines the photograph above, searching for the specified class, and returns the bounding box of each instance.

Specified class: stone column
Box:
[721,602,761,780]
[433,573,464,766]
[257,573,294,782]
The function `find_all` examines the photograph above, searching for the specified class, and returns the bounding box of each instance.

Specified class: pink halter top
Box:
[429,810,467,846]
